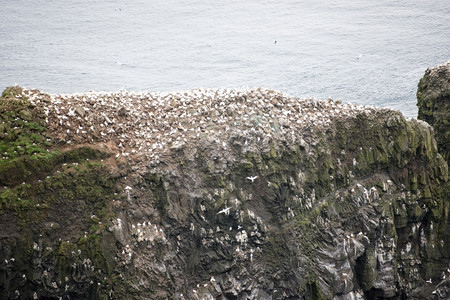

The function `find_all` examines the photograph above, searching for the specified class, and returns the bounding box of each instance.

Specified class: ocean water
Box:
[1,0,449,117]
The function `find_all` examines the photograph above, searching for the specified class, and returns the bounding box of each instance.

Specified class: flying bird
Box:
[246,176,258,182]
[216,207,231,215]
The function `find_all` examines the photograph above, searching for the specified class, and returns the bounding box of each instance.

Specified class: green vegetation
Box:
[220,109,449,297]
[417,64,450,164]
[0,88,119,299]
[0,85,448,298]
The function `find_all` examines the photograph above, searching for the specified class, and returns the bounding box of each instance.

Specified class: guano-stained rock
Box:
[0,82,448,299]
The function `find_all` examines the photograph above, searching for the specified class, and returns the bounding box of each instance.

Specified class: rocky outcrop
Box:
[417,60,450,164]
[0,85,448,299]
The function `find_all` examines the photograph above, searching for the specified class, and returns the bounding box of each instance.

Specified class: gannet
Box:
[216,207,231,215]
[246,176,258,182]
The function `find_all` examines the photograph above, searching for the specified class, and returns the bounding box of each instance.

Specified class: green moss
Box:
[202,174,226,188]
[242,160,254,169]
[55,233,116,293]
[2,158,118,296]
[0,88,120,298]
[417,64,450,164]
[269,146,278,158]
[410,174,418,192]
[0,146,109,187]
[0,94,112,188]
[0,147,110,209]
[396,131,410,153]
[1,86,24,98]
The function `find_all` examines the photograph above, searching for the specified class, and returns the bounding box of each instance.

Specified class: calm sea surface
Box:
[1,0,449,117]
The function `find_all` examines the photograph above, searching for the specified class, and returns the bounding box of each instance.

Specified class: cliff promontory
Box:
[417,60,450,165]
[0,75,448,299]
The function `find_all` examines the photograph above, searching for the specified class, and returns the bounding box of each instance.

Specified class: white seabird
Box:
[246,176,258,182]
[216,207,231,215]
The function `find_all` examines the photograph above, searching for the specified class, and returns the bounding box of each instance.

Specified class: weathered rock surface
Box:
[0,83,448,299]
[417,60,450,164]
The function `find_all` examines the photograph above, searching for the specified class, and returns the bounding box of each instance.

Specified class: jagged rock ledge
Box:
[0,84,448,299]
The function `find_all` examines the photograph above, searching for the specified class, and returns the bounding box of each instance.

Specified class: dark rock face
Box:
[0,86,448,299]
[417,60,450,164]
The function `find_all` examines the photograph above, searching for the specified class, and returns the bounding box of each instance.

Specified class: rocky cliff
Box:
[0,81,448,299]
[417,60,450,165]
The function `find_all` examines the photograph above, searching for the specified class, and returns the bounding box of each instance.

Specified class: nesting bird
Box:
[21,86,384,168]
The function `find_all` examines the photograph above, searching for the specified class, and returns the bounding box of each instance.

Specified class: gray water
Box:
[1,0,449,117]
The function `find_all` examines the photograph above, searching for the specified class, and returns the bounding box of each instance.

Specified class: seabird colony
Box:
[21,87,381,164]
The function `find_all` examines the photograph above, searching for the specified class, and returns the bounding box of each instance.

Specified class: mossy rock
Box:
[1,86,24,98]
[417,62,450,164]
[0,88,121,299]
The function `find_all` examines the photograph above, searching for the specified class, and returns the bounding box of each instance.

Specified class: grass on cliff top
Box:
[0,87,111,208]
[0,86,59,187]
[0,87,52,161]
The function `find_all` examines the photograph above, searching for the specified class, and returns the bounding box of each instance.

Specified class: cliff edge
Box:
[0,81,448,299]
